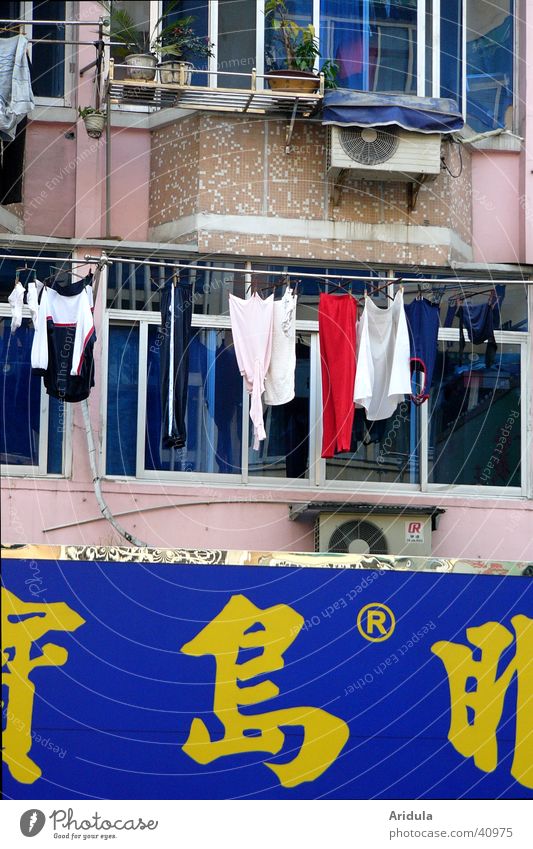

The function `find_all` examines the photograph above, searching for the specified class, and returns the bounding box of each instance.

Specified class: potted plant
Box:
[78,106,106,139]
[152,16,215,85]
[104,1,185,83]
[265,0,338,92]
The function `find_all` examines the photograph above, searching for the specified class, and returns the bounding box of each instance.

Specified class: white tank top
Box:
[353,288,411,420]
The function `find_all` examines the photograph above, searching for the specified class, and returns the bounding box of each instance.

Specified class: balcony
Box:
[106,61,324,117]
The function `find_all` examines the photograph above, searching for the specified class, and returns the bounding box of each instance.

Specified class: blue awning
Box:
[322,90,464,134]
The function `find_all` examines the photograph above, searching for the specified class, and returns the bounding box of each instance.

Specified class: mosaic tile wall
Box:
[149,114,473,264]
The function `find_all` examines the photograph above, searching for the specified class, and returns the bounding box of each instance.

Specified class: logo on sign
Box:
[20,810,46,837]
[405,520,425,544]
[357,603,396,642]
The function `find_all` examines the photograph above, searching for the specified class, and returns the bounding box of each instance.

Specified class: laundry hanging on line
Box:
[264,285,298,407]
[159,277,193,450]
[229,291,274,451]
[354,288,412,421]
[404,296,440,404]
[319,292,357,458]
[30,274,96,403]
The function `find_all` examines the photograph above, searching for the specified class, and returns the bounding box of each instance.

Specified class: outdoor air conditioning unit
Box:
[326,125,442,182]
[315,512,433,556]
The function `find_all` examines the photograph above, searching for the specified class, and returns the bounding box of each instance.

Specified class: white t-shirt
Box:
[353,288,411,420]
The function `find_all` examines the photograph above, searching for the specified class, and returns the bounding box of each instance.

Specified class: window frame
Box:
[105,1,516,133]
[0,305,73,478]
[103,282,529,498]
[19,0,75,108]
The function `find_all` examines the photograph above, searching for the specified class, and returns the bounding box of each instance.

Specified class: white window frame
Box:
[20,0,75,108]
[0,306,73,478]
[103,281,529,498]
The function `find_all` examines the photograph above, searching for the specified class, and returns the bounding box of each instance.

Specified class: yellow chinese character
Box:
[181,594,349,787]
[431,614,533,789]
[1,588,85,784]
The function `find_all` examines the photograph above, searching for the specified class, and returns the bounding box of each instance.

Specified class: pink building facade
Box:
[1,1,532,563]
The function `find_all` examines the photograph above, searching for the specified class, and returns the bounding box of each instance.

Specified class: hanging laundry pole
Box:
[82,255,532,287]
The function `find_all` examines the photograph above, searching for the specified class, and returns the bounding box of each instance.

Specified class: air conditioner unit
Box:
[315,512,433,556]
[326,125,442,182]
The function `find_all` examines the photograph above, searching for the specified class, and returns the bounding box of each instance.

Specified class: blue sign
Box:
[2,558,532,799]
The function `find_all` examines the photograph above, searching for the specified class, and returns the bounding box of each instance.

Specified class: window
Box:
[217,0,256,88]
[265,0,313,73]
[0,253,73,476]
[320,0,418,94]
[466,0,514,131]
[2,1,68,101]
[105,259,528,496]
[429,342,521,487]
[0,318,69,474]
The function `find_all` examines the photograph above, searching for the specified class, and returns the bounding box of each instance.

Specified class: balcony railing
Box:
[106,61,324,117]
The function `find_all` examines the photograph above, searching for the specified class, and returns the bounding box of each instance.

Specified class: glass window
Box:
[466,0,514,131]
[0,318,41,467]
[162,0,210,86]
[218,0,256,88]
[104,263,526,495]
[399,278,528,332]
[440,0,462,108]
[145,327,243,474]
[106,324,139,477]
[326,402,419,484]
[249,333,311,479]
[429,342,521,487]
[265,0,313,73]
[0,318,65,473]
[1,1,66,98]
[110,0,151,81]
[32,0,66,98]
[320,0,417,93]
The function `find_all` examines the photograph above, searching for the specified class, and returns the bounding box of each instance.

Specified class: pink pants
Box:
[319,293,357,458]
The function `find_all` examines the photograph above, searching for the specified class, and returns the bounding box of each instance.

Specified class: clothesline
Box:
[85,255,531,287]
[1,251,531,286]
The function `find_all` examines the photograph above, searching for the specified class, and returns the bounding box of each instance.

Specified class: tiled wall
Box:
[149,114,473,264]
[149,114,201,228]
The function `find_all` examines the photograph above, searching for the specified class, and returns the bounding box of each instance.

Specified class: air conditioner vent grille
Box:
[339,126,400,165]
[328,520,389,555]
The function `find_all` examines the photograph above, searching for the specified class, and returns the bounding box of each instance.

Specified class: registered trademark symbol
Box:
[357,603,396,642]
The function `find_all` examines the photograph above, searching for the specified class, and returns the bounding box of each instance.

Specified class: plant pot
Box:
[124,53,157,81]
[123,54,157,103]
[159,60,193,85]
[83,113,105,139]
[267,69,319,93]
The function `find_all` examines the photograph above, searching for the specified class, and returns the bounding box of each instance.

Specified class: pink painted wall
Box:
[23,123,77,237]
[109,129,151,242]
[471,151,520,263]
[2,476,533,561]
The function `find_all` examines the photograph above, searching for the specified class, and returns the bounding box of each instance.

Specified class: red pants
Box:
[319,293,357,458]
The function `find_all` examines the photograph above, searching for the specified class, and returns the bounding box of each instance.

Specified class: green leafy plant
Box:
[78,106,105,119]
[103,1,195,59]
[152,16,215,61]
[265,0,338,87]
